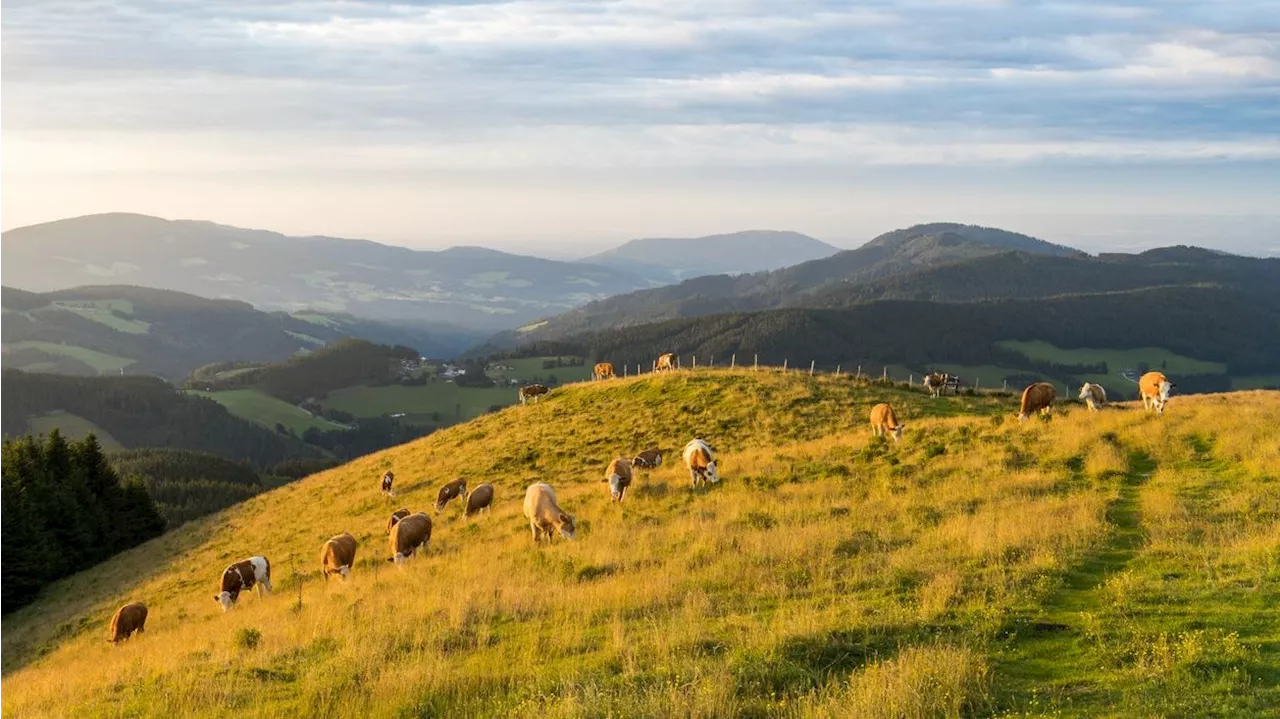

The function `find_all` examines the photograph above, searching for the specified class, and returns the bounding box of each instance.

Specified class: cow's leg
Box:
[530,520,540,542]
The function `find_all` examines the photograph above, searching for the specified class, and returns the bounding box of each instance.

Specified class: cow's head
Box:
[1078,383,1092,400]
[1158,381,1173,401]
[705,460,721,484]
[214,591,235,612]
[891,424,906,442]
[557,512,577,540]
[607,473,627,501]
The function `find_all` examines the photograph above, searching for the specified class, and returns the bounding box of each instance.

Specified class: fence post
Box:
[731,354,736,369]
[857,365,862,379]
[909,374,913,386]
[709,355,714,368]
[809,360,815,376]
[975,378,980,391]
[1003,380,1008,392]
[882,366,887,380]
[783,358,788,372]
[836,364,841,377]
[692,355,697,370]
[754,355,758,371]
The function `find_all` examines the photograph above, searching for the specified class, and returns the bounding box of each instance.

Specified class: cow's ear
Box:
[559,512,571,524]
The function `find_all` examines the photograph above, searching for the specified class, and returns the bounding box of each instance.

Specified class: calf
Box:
[519,384,550,405]
[603,458,634,502]
[1139,371,1175,415]
[632,448,663,469]
[386,508,411,535]
[320,533,358,580]
[523,483,576,542]
[464,483,496,517]
[388,512,432,564]
[435,478,467,512]
[654,353,677,372]
[1078,382,1107,412]
[380,471,395,496]
[593,362,615,381]
[1018,382,1057,422]
[869,403,906,442]
[682,439,720,488]
[108,602,147,643]
[214,556,272,612]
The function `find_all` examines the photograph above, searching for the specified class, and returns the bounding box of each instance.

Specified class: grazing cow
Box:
[523,483,576,542]
[603,458,634,502]
[388,512,432,564]
[320,533,358,580]
[380,471,395,496]
[214,556,272,612]
[107,602,147,643]
[593,362,615,381]
[682,439,720,488]
[1139,371,1175,415]
[435,478,467,512]
[1018,382,1057,422]
[632,448,663,469]
[519,384,550,405]
[923,372,946,398]
[386,508,411,535]
[654,353,677,372]
[869,403,906,442]
[464,483,496,518]
[1079,382,1107,412]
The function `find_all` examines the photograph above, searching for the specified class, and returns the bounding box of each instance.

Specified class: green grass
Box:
[190,389,346,435]
[320,383,517,424]
[1232,375,1280,390]
[998,340,1227,375]
[6,341,135,373]
[51,300,150,334]
[291,313,340,328]
[25,411,126,451]
[493,357,593,383]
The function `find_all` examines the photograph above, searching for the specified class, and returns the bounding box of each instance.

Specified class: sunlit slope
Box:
[2,372,1276,719]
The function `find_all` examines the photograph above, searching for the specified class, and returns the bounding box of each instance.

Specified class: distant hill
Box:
[0,213,651,331]
[580,230,839,284]
[1,285,478,379]
[506,223,1089,341]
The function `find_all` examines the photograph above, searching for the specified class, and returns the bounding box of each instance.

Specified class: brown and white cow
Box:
[593,362,615,381]
[518,384,550,405]
[1139,371,1175,415]
[108,602,147,643]
[380,471,395,496]
[214,556,272,611]
[435,478,467,512]
[386,508,411,535]
[632,448,663,469]
[523,483,576,542]
[464,483,496,518]
[923,372,946,398]
[654,353,677,372]
[1079,382,1107,412]
[320,533,358,580]
[1018,382,1057,422]
[682,439,720,487]
[869,403,906,442]
[388,512,432,564]
[603,458,634,502]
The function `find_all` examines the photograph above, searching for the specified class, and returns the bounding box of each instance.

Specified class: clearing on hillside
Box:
[2,371,1276,718]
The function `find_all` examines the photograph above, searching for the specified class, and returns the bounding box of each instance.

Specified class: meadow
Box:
[1,371,1276,718]
[5,340,136,374]
[24,411,125,451]
[996,340,1226,376]
[189,389,345,435]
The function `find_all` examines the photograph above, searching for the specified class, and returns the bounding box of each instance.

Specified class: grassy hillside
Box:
[188,389,343,436]
[2,372,1276,718]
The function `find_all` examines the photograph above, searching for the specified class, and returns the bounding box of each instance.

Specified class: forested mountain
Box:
[1,285,475,379]
[1,213,650,330]
[504,223,1088,340]
[580,230,839,283]
[2,431,166,612]
[108,449,267,528]
[1,370,320,466]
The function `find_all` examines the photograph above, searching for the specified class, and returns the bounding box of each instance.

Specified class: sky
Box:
[3,0,1279,256]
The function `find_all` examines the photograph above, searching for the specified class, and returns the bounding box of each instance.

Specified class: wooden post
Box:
[783,358,788,372]
[754,355,758,371]
[1003,379,1008,392]
[975,378,980,391]
[836,364,841,377]
[882,366,887,380]
[709,355,714,368]
[692,355,697,370]
[909,374,913,386]
[731,354,736,369]
[809,360,815,376]
[857,365,862,379]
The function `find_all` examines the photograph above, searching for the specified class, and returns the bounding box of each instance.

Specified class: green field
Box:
[491,356,593,383]
[998,340,1226,375]
[1233,375,1280,390]
[320,383,517,425]
[190,389,346,435]
[52,300,151,334]
[25,411,125,451]
[7,341,136,373]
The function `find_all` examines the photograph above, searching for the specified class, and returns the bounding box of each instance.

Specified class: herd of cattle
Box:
[104,362,1177,642]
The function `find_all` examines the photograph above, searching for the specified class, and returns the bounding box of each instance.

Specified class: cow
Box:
[593,362,615,381]
[603,458,633,502]
[388,512,432,564]
[1139,371,1175,415]
[1018,382,1057,422]
[923,372,946,398]
[386,508,411,535]
[214,556,272,612]
[1079,382,1107,412]
[869,403,906,442]
[519,384,550,405]
[632,448,663,469]
[107,602,147,643]
[435,478,467,512]
[654,353,677,372]
[682,439,720,488]
[464,483,495,518]
[523,483,576,542]
[380,471,395,496]
[320,533,358,580]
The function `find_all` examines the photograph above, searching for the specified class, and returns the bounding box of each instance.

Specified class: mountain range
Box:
[579,230,839,284]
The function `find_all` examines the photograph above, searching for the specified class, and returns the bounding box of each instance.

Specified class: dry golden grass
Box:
[1,373,1276,718]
